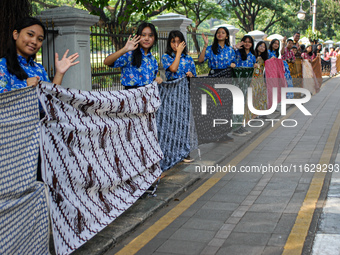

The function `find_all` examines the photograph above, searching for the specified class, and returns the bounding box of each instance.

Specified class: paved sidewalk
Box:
[70,76,337,255]
[311,143,340,255]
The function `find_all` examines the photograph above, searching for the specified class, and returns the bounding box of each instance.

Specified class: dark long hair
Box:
[132,22,158,68]
[212,27,230,55]
[269,39,280,58]
[5,17,46,80]
[165,30,187,57]
[313,43,322,55]
[305,45,313,56]
[239,35,255,61]
[255,41,268,61]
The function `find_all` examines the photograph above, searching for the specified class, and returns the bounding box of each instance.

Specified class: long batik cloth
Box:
[244,58,266,122]
[311,56,323,89]
[321,58,331,76]
[265,58,287,109]
[190,77,233,145]
[288,58,303,98]
[331,58,337,76]
[0,87,49,254]
[37,82,163,255]
[337,55,340,73]
[232,67,254,128]
[302,59,320,95]
[156,77,197,171]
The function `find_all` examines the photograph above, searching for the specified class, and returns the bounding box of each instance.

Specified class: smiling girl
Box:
[198,27,236,76]
[161,30,196,81]
[104,22,162,89]
[0,17,79,93]
[234,35,256,67]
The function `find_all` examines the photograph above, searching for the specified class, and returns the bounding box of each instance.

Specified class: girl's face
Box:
[170,37,182,52]
[257,43,266,53]
[317,45,322,50]
[272,40,279,50]
[139,27,155,52]
[216,29,227,41]
[13,24,44,59]
[306,46,312,53]
[243,38,252,50]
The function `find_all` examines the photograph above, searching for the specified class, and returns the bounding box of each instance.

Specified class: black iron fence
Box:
[90,23,213,91]
[37,19,58,81]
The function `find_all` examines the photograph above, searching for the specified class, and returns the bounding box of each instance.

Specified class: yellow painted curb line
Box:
[116,107,298,255]
[282,111,340,255]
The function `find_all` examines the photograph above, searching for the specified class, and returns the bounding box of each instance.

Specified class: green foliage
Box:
[305,26,322,41]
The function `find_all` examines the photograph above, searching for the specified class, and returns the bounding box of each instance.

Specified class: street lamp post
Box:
[297,0,317,32]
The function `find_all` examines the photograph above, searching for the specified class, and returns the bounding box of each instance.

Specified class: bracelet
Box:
[203,45,207,48]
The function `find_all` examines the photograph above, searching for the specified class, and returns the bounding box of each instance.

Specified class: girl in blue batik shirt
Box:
[104,22,162,89]
[268,39,285,59]
[161,30,197,81]
[234,35,256,67]
[0,17,79,93]
[198,27,236,75]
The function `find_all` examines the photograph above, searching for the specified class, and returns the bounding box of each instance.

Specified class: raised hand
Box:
[124,35,141,52]
[202,33,209,47]
[55,49,79,75]
[235,41,244,49]
[176,41,186,55]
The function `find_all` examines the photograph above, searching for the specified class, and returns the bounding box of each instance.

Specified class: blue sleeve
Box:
[0,61,10,93]
[153,56,159,79]
[204,46,212,62]
[189,56,197,77]
[112,52,131,68]
[230,47,236,63]
[235,49,241,67]
[161,54,173,70]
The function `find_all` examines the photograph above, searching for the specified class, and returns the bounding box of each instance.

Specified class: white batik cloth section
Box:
[0,87,49,255]
[37,82,163,255]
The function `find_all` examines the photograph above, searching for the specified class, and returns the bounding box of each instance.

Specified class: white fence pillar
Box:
[38,6,99,91]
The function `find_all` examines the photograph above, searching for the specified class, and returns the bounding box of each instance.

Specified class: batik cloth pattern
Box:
[302,59,319,95]
[330,58,337,76]
[337,55,340,73]
[321,58,331,76]
[190,77,233,145]
[244,58,266,122]
[284,61,294,99]
[289,58,303,98]
[208,67,233,78]
[37,82,163,255]
[265,58,287,109]
[0,87,49,255]
[232,67,254,129]
[156,77,197,171]
[311,56,323,88]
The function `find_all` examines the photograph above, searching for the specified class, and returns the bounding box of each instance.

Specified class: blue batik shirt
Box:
[112,48,158,87]
[162,53,197,81]
[268,50,278,59]
[0,55,50,93]
[204,45,236,69]
[235,49,256,67]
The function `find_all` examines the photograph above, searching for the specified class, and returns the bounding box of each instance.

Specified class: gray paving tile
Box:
[273,213,297,234]
[181,218,224,231]
[221,232,271,246]
[201,201,239,211]
[267,233,289,247]
[192,208,232,221]
[156,240,206,255]
[249,203,287,213]
[216,245,264,255]
[169,228,216,242]
[261,246,284,255]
